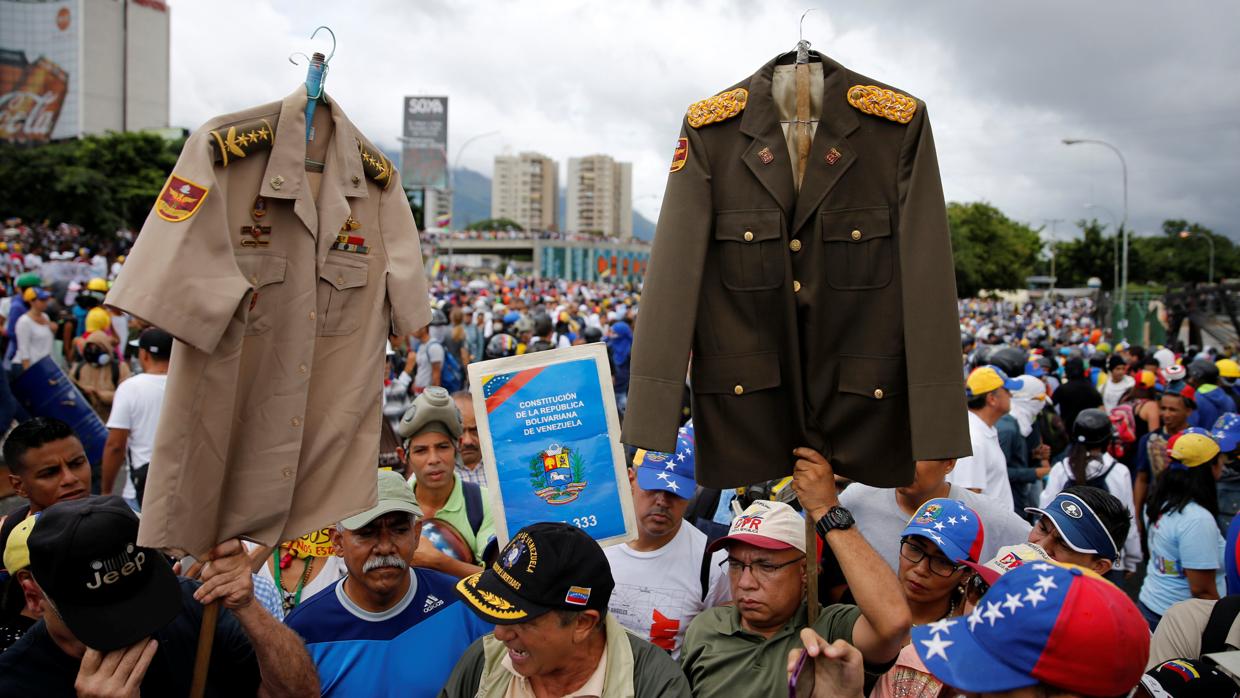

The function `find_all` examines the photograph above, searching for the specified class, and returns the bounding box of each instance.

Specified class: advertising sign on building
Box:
[0,0,79,143]
[401,95,448,189]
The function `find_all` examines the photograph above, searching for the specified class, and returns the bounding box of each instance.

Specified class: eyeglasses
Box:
[720,555,804,581]
[900,537,965,577]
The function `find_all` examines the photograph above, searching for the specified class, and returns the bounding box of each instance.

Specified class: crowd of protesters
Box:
[0,212,1236,695]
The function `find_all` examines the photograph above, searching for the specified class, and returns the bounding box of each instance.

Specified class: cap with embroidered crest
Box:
[633,421,695,499]
[912,562,1148,695]
[455,522,613,624]
[900,498,985,564]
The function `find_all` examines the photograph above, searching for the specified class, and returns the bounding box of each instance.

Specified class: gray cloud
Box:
[169,0,1239,240]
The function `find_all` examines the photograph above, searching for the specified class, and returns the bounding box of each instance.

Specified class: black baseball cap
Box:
[128,327,173,358]
[28,496,182,651]
[454,522,613,624]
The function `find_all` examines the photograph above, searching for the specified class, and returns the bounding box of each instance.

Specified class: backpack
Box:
[430,340,464,393]
[73,360,119,390]
[1109,403,1138,444]
[1067,461,1116,493]
[461,480,484,536]
[1147,433,1171,479]
[1202,595,1240,655]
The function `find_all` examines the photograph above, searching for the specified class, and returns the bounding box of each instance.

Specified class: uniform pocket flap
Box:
[321,256,368,291]
[693,351,781,395]
[820,206,892,243]
[714,209,783,243]
[838,354,906,399]
[236,252,287,289]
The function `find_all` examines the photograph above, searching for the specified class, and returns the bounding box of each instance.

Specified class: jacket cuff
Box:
[908,382,972,460]
[620,376,684,452]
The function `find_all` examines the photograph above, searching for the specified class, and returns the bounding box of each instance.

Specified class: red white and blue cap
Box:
[633,421,695,500]
[913,563,1149,695]
[900,498,985,564]
[1024,491,1119,562]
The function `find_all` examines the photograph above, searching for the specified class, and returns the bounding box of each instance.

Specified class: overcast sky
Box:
[169,0,1240,242]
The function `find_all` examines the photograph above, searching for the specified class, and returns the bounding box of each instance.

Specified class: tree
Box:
[0,131,183,236]
[465,217,523,231]
[947,202,1043,296]
[1049,219,1116,288]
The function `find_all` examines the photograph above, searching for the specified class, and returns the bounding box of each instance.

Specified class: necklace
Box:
[273,550,315,614]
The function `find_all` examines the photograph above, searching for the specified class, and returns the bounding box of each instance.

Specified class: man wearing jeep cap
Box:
[0,496,317,696]
[442,522,691,697]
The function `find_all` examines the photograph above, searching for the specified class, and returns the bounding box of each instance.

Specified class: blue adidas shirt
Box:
[285,568,491,697]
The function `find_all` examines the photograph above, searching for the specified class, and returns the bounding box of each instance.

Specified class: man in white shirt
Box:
[603,422,730,658]
[101,328,172,510]
[946,365,1017,504]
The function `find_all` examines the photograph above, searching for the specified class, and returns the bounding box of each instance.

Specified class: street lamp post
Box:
[1179,229,1215,285]
[1064,138,1128,332]
[1085,203,1119,295]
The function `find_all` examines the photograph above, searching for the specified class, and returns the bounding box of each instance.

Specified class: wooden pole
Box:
[806,515,819,624]
[189,600,220,698]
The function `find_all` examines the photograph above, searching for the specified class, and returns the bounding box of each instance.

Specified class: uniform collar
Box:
[739,52,860,231]
[260,88,369,201]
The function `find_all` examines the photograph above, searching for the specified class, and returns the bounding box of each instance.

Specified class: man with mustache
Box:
[603,422,731,658]
[284,470,491,697]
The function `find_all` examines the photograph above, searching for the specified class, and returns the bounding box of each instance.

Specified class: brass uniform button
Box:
[308,311,316,321]
[291,417,301,427]
[873,388,884,399]
[743,231,754,242]
[270,175,285,190]
[298,364,308,374]
[351,175,361,186]
[733,385,744,395]
[336,275,345,285]
[851,230,862,241]
[793,280,802,293]
[789,239,802,252]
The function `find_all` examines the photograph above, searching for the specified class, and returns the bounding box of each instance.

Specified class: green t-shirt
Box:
[410,474,495,564]
[680,602,861,697]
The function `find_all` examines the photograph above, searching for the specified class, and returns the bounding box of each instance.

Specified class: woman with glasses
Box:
[872,498,984,698]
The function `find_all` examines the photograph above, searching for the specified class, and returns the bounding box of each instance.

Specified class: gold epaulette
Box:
[687,88,748,129]
[208,118,275,167]
[356,139,395,190]
[846,85,917,124]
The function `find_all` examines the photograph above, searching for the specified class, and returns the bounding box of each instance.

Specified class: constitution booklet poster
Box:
[469,344,636,548]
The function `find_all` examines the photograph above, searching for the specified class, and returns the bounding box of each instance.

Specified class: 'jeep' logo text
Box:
[86,550,146,589]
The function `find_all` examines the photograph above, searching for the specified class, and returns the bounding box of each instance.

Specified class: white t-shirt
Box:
[415,341,445,390]
[946,410,1013,504]
[1101,375,1135,412]
[13,313,53,366]
[603,522,731,659]
[106,373,168,499]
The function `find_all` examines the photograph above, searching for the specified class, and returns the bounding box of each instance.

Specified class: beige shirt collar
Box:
[259,88,368,202]
[500,643,608,698]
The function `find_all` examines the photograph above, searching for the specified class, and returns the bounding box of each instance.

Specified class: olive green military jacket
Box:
[621,53,969,488]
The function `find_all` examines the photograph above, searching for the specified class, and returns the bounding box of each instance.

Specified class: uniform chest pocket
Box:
[235,252,287,336]
[820,206,894,291]
[317,254,369,337]
[714,209,785,292]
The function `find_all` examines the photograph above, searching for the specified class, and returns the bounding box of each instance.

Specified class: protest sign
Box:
[469,344,636,548]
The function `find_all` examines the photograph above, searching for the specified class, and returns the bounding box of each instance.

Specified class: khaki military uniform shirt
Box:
[107,88,429,555]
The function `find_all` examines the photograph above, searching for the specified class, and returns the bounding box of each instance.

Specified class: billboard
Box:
[401,96,448,189]
[0,0,79,143]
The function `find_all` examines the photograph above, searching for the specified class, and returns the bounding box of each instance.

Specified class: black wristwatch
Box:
[815,506,855,538]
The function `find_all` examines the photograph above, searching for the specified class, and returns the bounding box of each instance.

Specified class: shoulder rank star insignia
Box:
[208,118,275,167]
[356,139,394,190]
[846,85,917,124]
[686,88,748,129]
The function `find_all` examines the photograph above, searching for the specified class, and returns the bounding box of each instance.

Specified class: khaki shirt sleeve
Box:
[621,122,713,453]
[105,131,250,354]
[895,103,971,460]
[380,169,431,336]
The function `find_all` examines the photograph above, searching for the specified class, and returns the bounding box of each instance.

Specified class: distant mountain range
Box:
[447,168,656,241]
